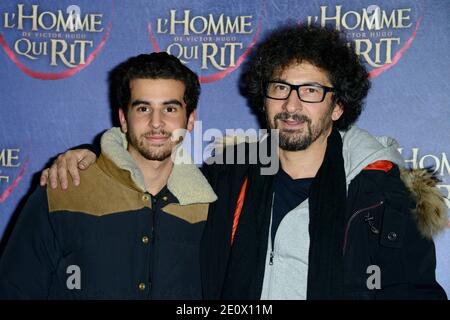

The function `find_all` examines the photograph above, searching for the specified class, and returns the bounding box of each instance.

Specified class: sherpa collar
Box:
[100,127,217,205]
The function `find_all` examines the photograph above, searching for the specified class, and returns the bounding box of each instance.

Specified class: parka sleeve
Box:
[0,187,60,299]
[377,166,447,299]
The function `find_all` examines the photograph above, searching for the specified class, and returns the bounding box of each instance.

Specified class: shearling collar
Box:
[100,127,217,205]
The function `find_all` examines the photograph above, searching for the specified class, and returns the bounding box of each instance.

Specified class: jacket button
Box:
[138,282,146,291]
[142,236,149,244]
[162,196,168,201]
[387,232,397,241]
[142,194,149,202]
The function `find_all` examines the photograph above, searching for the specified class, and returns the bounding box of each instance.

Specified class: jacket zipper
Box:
[342,200,384,256]
[148,195,159,297]
[269,193,275,265]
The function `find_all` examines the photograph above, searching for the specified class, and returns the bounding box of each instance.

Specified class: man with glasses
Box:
[38,25,447,299]
[203,24,447,300]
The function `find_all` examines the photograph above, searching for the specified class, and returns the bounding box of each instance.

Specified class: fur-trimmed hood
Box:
[400,168,448,239]
[342,126,447,239]
[341,126,448,239]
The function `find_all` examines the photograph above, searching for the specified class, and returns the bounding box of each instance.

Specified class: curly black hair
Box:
[240,24,370,130]
[108,52,200,119]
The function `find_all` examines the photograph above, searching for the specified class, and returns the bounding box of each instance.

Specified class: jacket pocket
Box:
[343,200,384,256]
[379,206,408,249]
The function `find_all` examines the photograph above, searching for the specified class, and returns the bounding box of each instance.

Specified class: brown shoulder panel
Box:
[47,164,151,216]
[161,203,209,224]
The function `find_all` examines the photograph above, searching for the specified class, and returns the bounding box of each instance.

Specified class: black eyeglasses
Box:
[264,81,335,103]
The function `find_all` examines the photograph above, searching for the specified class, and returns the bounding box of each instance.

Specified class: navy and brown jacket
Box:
[0,128,217,299]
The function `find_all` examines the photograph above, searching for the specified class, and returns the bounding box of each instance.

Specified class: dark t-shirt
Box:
[271,168,313,245]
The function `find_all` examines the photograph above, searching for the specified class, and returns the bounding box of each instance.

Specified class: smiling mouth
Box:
[144,135,170,145]
[280,119,307,128]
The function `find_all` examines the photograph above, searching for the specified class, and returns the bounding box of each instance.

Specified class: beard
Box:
[127,127,175,161]
[269,107,334,151]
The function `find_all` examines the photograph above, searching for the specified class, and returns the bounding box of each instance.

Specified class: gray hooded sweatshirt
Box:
[260,126,405,300]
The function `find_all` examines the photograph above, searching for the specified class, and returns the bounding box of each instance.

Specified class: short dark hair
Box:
[240,24,370,130]
[109,52,200,118]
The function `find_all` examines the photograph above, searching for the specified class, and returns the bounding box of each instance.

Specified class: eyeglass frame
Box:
[264,81,336,103]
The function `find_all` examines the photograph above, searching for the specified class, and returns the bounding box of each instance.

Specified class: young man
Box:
[38,25,447,300]
[0,52,217,299]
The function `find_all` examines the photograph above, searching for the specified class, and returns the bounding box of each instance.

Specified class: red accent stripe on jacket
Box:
[231,177,248,245]
[363,160,393,172]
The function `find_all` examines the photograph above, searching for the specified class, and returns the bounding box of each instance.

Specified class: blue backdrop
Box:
[1,0,449,295]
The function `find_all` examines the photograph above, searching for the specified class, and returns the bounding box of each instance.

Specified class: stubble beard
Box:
[127,127,174,162]
[269,106,334,151]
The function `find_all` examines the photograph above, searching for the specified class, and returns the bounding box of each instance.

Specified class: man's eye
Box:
[137,106,150,112]
[165,106,178,113]
[302,86,320,94]
[275,84,289,91]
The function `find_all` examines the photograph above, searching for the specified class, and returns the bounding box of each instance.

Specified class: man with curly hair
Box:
[37,25,447,300]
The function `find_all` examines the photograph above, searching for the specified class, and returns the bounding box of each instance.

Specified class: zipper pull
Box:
[364,213,380,234]
[269,252,274,265]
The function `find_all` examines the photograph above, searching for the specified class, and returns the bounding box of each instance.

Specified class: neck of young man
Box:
[128,147,174,196]
[278,127,332,180]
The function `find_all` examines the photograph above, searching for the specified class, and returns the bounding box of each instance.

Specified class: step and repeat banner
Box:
[1,0,449,295]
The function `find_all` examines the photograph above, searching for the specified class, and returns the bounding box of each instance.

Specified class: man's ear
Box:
[118,108,128,133]
[187,110,196,132]
[331,102,344,121]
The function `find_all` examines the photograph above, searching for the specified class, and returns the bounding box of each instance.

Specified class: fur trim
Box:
[210,134,260,155]
[168,145,218,205]
[400,168,448,239]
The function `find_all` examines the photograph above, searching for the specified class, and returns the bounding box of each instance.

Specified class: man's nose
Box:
[149,110,163,129]
[282,89,304,113]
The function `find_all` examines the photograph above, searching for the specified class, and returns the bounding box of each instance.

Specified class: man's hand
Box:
[40,149,97,190]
